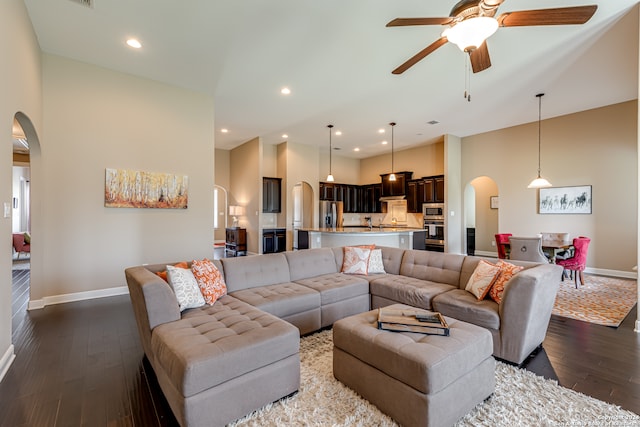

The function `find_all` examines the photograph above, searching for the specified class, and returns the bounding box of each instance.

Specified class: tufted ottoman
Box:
[333,304,494,427]
[150,295,300,427]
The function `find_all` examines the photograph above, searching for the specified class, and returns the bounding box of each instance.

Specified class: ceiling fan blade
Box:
[392,37,448,75]
[470,42,491,73]
[497,5,597,27]
[386,17,453,27]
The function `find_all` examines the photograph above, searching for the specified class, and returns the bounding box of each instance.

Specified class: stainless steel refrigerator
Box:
[319,200,343,229]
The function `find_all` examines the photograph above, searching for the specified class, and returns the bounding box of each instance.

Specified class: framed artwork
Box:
[490,196,499,209]
[539,185,591,214]
[105,168,189,209]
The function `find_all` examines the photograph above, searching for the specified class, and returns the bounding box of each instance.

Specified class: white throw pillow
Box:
[367,249,386,274]
[166,265,206,311]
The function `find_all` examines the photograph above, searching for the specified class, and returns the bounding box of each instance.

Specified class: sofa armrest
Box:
[498,263,562,364]
[125,266,181,359]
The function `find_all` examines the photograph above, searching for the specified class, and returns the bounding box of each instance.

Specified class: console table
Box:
[225,227,247,256]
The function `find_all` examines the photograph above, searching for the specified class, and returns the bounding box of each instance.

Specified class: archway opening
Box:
[464,176,499,257]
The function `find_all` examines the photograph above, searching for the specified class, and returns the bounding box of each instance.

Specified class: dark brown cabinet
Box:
[262,177,282,213]
[319,182,335,201]
[225,227,247,256]
[380,172,412,198]
[422,175,445,203]
[263,228,286,253]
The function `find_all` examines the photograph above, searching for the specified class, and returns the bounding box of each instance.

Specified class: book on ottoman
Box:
[377,307,450,336]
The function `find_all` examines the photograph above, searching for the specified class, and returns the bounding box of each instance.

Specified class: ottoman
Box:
[333,304,494,427]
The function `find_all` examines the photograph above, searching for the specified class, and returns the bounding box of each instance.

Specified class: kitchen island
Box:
[297,227,426,250]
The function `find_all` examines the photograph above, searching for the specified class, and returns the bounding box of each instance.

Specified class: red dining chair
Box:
[556,237,591,288]
[494,233,512,259]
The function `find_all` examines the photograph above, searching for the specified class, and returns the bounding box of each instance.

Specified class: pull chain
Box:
[464,52,471,102]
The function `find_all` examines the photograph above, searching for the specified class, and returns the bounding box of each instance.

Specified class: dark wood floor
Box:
[1,269,639,426]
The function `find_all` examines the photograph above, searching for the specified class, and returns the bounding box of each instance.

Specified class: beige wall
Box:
[319,151,360,185]
[35,54,215,302]
[230,137,262,253]
[359,140,444,185]
[462,101,638,274]
[1,0,42,375]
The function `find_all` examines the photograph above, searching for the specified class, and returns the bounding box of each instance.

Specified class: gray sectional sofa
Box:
[125,246,562,427]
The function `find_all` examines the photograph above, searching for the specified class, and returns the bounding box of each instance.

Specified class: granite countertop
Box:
[300,227,424,234]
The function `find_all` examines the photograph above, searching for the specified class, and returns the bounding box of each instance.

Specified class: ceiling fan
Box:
[387,0,597,74]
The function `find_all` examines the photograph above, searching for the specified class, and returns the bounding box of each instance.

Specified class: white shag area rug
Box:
[231,330,640,427]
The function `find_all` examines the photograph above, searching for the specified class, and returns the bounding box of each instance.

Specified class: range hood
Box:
[379,195,406,202]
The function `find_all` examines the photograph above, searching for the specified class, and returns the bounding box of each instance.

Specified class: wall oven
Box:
[423,203,445,252]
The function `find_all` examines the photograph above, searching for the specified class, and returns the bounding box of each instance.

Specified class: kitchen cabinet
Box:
[380,172,412,198]
[407,180,420,213]
[319,182,335,201]
[362,184,382,213]
[263,228,286,253]
[422,175,445,203]
[262,177,282,213]
[225,227,247,256]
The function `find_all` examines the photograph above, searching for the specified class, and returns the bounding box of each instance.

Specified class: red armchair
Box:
[494,233,512,259]
[556,237,591,288]
[12,233,30,259]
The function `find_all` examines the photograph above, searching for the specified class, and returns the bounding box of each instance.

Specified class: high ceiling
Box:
[23,0,639,158]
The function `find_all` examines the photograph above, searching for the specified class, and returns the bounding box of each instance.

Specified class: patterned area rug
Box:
[552,274,637,327]
[231,330,640,427]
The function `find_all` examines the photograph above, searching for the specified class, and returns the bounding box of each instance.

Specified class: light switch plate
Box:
[3,202,11,218]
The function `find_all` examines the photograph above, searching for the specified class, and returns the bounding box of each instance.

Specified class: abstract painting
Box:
[105,168,188,209]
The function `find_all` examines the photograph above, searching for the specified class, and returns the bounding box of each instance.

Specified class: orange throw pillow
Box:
[489,260,524,304]
[156,261,189,282]
[191,259,227,305]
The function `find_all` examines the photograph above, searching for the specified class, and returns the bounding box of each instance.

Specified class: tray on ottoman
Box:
[333,303,495,427]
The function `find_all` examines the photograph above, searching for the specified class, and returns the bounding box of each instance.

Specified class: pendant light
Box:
[326,124,335,182]
[389,122,397,181]
[527,93,552,189]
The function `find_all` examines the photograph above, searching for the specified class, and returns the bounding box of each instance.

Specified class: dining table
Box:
[540,239,573,263]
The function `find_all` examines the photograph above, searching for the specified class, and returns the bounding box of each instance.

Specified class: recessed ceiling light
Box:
[378,129,385,134]
[282,134,288,139]
[280,87,291,95]
[221,128,229,133]
[126,38,142,49]
[354,147,360,152]
[382,140,388,145]
[335,131,342,136]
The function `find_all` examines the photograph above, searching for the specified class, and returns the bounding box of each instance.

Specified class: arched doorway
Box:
[11,112,40,332]
[464,176,499,257]
[292,182,314,250]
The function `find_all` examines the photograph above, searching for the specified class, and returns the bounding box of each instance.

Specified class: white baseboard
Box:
[0,345,15,383]
[28,286,129,311]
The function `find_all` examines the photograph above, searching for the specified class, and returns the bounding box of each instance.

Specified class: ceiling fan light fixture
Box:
[442,17,498,52]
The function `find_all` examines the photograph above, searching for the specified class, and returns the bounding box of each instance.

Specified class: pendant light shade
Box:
[528,93,552,189]
[326,124,335,182]
[389,122,396,181]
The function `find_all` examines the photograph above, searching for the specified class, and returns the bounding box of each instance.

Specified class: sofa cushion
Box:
[369,275,456,310]
[400,250,465,287]
[489,260,525,304]
[294,273,369,305]
[191,258,227,305]
[222,253,291,292]
[432,289,500,330]
[285,248,339,281]
[230,282,320,318]
[151,295,299,398]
